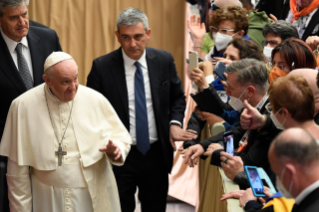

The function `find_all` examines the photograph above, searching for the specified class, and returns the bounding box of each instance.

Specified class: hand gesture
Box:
[198,61,214,77]
[190,67,209,91]
[220,190,245,201]
[183,144,204,167]
[187,14,206,42]
[170,125,198,151]
[269,14,278,23]
[203,143,224,156]
[220,152,244,181]
[306,36,319,51]
[197,110,224,126]
[240,100,266,130]
[99,140,121,162]
[239,188,257,207]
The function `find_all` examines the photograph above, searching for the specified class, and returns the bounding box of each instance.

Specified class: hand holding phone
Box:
[214,61,228,81]
[244,166,267,197]
[189,51,198,74]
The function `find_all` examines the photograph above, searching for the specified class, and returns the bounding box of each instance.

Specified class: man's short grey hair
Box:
[262,20,299,41]
[273,129,319,165]
[226,58,269,93]
[0,0,28,17]
[117,7,149,32]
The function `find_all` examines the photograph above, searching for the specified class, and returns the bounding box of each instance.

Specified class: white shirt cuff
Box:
[170,120,182,127]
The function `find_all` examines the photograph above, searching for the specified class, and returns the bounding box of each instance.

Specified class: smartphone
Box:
[214,61,228,81]
[244,166,267,197]
[223,130,234,156]
[258,168,277,194]
[185,57,204,64]
[189,51,198,74]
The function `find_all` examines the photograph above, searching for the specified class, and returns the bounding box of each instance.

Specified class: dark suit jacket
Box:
[0,26,62,212]
[202,100,282,171]
[256,0,288,20]
[280,2,319,41]
[0,26,62,139]
[87,47,185,173]
[292,187,319,212]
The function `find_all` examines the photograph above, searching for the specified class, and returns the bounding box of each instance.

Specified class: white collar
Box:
[295,179,319,205]
[0,27,29,53]
[121,48,147,70]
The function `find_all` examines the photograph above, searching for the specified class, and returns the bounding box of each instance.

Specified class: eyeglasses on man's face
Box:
[262,40,280,47]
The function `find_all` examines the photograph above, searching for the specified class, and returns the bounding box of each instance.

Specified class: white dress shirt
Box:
[122,49,158,145]
[1,28,34,79]
[295,179,319,205]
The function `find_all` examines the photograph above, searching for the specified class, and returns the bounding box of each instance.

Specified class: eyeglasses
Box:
[271,63,289,71]
[207,1,221,11]
[210,26,235,34]
[265,103,272,113]
[262,40,280,47]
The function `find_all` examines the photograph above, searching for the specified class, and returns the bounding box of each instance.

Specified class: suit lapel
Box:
[146,48,161,118]
[0,33,27,93]
[111,48,129,121]
[27,28,43,86]
[302,9,319,40]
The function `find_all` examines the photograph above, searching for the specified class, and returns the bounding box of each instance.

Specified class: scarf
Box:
[290,0,319,23]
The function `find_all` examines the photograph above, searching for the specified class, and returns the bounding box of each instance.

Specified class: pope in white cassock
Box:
[0,52,132,212]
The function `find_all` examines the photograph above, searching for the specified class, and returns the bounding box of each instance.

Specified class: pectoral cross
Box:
[55,143,67,166]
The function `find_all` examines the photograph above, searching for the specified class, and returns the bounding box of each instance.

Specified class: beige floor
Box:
[134,201,195,212]
[133,194,195,212]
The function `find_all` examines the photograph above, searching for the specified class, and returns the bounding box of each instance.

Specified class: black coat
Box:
[87,47,186,173]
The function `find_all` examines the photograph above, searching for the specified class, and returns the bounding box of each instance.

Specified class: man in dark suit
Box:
[273,0,319,41]
[270,128,319,212]
[87,7,193,212]
[183,59,281,176]
[0,0,62,211]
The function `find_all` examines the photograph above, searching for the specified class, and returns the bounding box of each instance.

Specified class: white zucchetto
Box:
[44,52,73,72]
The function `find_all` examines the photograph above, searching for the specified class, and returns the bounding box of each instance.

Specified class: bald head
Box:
[289,69,319,114]
[269,128,319,166]
[215,0,242,8]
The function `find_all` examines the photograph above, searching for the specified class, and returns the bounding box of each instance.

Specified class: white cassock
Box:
[0,83,132,212]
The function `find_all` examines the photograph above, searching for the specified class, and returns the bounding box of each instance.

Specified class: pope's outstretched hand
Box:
[99,140,122,162]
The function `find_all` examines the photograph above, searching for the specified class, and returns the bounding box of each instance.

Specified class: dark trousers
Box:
[0,156,9,212]
[113,142,169,212]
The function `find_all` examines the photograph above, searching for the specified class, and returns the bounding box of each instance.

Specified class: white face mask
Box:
[228,87,248,111]
[263,46,274,62]
[276,168,294,199]
[270,108,286,130]
[214,32,237,51]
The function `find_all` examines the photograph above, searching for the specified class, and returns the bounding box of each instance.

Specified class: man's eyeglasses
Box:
[207,1,221,11]
[262,40,279,47]
[265,103,272,113]
[210,26,235,34]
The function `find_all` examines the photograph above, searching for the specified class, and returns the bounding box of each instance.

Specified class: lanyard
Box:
[238,93,269,147]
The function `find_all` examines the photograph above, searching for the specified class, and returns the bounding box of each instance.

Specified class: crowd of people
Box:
[182,0,319,211]
[1,0,319,211]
